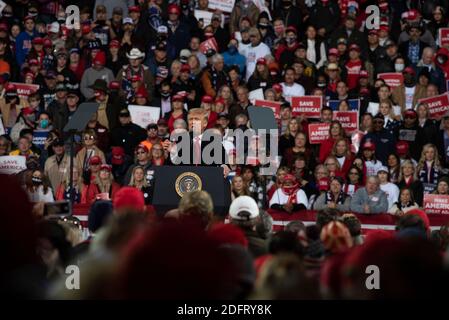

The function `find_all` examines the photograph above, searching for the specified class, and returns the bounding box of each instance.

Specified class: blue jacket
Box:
[15,30,37,66]
[361,129,397,165]
[222,50,246,75]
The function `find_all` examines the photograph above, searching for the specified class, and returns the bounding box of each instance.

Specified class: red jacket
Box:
[319,137,336,164]
[85,182,121,204]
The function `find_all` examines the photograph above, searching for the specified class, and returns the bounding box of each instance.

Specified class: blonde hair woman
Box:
[416,144,442,189]
[397,160,424,206]
[85,164,121,203]
[379,101,400,132]
[231,175,250,201]
[279,117,302,158]
[129,166,151,204]
[55,166,86,204]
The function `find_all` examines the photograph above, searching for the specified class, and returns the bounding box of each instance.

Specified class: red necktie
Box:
[194,137,201,166]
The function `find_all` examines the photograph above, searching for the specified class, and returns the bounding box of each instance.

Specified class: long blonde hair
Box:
[95,169,114,193]
[62,166,84,191]
[417,143,441,173]
[129,166,148,188]
[284,117,302,137]
[399,160,417,182]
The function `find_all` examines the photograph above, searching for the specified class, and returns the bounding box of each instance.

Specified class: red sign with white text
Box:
[333,111,359,134]
[291,96,322,118]
[308,123,330,144]
[254,100,281,119]
[377,73,404,88]
[418,93,449,119]
[199,38,218,54]
[424,194,449,214]
[10,82,39,100]
[439,28,449,47]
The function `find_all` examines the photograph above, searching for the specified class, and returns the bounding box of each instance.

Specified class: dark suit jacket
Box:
[173,131,228,166]
[399,40,430,66]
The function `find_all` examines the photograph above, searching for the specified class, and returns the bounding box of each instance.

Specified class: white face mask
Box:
[395,64,405,72]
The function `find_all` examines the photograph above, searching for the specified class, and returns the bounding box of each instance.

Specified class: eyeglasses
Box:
[84,136,94,140]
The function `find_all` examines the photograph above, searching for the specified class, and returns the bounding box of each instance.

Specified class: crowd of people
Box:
[2,0,449,300]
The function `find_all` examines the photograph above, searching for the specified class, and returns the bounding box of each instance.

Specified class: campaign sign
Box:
[328,99,360,111]
[128,105,161,129]
[208,0,236,13]
[291,96,322,118]
[377,73,404,88]
[439,28,449,47]
[0,156,27,175]
[10,82,40,99]
[32,130,49,150]
[424,194,449,214]
[418,93,449,119]
[333,111,358,134]
[199,37,219,54]
[253,100,281,119]
[308,123,330,144]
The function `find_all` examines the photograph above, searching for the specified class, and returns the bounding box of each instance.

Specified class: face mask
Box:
[204,32,214,38]
[286,36,296,45]
[317,82,327,88]
[32,177,42,185]
[40,119,49,129]
[395,64,405,72]
[228,45,237,54]
[241,38,250,44]
[438,56,447,64]
[161,91,170,98]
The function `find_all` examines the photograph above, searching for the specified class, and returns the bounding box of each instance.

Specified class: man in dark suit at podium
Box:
[169,108,231,176]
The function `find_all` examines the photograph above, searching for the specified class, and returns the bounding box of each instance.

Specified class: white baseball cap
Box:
[229,196,259,221]
[377,166,389,174]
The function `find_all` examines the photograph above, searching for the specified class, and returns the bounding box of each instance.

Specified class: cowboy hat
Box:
[126,48,145,60]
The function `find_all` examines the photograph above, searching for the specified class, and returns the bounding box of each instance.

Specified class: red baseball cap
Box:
[256,58,267,65]
[349,44,361,52]
[403,67,416,75]
[318,177,330,191]
[328,48,339,56]
[109,39,120,48]
[396,141,409,155]
[359,70,368,78]
[404,109,417,118]
[111,146,125,165]
[21,107,35,116]
[32,37,44,45]
[272,83,283,93]
[172,94,184,102]
[285,26,297,34]
[89,155,102,165]
[128,6,140,13]
[100,164,112,172]
[109,81,121,90]
[363,141,376,151]
[168,4,181,15]
[202,95,214,103]
[28,59,39,66]
[180,64,191,73]
[135,86,148,98]
[43,38,53,48]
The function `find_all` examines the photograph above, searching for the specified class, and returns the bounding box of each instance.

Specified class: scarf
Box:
[282,183,299,204]
[418,161,440,184]
[325,191,346,204]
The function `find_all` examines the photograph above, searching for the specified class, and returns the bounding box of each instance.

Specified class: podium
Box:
[152,166,231,217]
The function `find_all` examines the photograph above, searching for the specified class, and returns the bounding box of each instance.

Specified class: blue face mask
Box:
[228,45,238,54]
[41,119,49,129]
